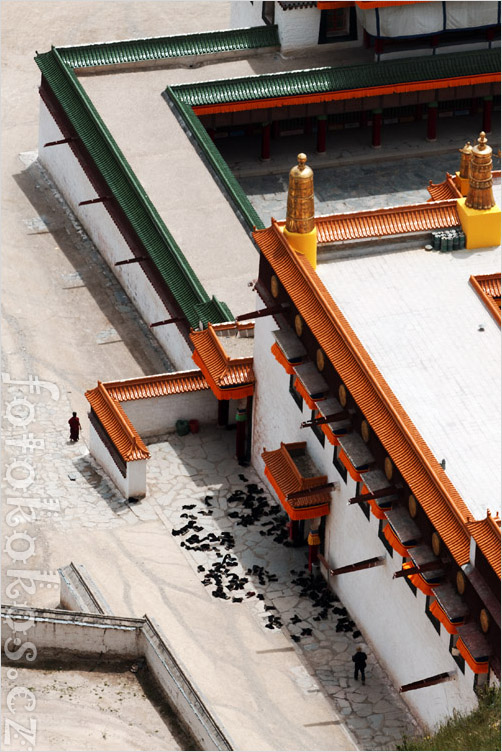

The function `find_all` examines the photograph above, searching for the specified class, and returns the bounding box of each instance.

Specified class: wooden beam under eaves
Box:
[348,486,397,504]
[236,304,288,322]
[393,560,444,579]
[300,412,348,428]
[43,137,75,147]
[400,671,456,693]
[149,317,185,328]
[319,555,385,576]
[115,257,149,266]
[79,196,112,206]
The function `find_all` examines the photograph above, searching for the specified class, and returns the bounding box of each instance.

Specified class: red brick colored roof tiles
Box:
[304,200,460,244]
[262,442,331,507]
[467,512,501,579]
[190,325,254,388]
[105,370,209,402]
[427,174,462,201]
[470,273,501,326]
[85,382,150,462]
[254,220,473,567]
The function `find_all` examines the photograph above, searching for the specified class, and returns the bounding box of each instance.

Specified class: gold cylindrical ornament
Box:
[285,153,315,234]
[316,349,325,372]
[384,457,393,481]
[294,314,303,337]
[458,141,472,179]
[456,570,466,595]
[465,132,496,210]
[431,531,441,557]
[271,275,279,298]
[338,383,347,407]
[408,494,417,518]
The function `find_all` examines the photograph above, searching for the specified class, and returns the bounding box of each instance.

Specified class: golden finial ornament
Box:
[458,141,472,179]
[465,132,496,210]
[285,153,315,234]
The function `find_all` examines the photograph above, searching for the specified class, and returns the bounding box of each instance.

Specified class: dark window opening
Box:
[356,480,370,520]
[332,445,347,483]
[289,374,303,411]
[262,1,275,25]
[319,7,357,44]
[425,596,441,635]
[311,409,325,447]
[378,519,394,558]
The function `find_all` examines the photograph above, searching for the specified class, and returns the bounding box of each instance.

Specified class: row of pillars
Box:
[208,96,495,158]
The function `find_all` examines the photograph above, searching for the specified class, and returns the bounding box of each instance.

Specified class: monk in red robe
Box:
[68,412,81,442]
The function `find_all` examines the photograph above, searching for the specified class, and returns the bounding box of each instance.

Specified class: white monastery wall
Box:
[38,99,193,370]
[121,389,216,438]
[277,8,323,51]
[89,421,147,498]
[251,315,481,730]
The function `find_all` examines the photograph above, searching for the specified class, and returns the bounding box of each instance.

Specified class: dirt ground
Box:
[1,663,196,751]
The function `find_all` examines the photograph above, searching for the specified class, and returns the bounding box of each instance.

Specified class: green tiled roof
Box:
[171,49,500,107]
[57,26,279,68]
[35,46,233,329]
[166,88,264,232]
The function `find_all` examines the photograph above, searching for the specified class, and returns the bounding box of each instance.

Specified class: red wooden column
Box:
[483,96,493,134]
[372,108,382,148]
[426,102,438,142]
[316,115,327,154]
[261,122,271,161]
[307,528,321,571]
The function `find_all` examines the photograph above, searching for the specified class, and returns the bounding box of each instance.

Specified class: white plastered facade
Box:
[251,311,483,730]
[38,99,194,371]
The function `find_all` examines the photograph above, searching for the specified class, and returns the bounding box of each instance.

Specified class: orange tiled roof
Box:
[467,513,501,579]
[302,200,460,244]
[254,220,474,567]
[190,324,254,396]
[105,370,210,402]
[262,441,331,520]
[85,381,150,462]
[470,273,501,326]
[427,174,462,201]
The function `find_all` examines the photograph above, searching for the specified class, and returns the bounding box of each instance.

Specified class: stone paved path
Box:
[27,407,420,749]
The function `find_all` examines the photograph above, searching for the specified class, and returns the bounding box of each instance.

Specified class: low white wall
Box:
[121,389,216,438]
[89,422,147,499]
[59,563,113,615]
[251,314,481,731]
[38,98,193,370]
[1,610,143,660]
[128,458,147,498]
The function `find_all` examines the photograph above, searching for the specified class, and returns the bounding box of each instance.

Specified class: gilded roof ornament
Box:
[286,153,315,234]
[465,132,495,210]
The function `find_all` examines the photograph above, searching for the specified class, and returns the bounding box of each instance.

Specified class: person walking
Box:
[352,646,367,685]
[68,412,81,442]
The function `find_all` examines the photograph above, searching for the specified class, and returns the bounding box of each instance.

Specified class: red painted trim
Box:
[192,74,499,116]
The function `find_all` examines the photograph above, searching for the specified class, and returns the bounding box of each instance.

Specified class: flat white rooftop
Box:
[317,242,501,521]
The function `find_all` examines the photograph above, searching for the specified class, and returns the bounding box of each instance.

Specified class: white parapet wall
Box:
[251,314,481,731]
[121,388,216,438]
[38,98,194,370]
[89,420,147,498]
[1,606,234,751]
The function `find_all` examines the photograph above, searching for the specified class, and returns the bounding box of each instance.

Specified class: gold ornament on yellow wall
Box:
[295,314,303,337]
[271,275,279,298]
